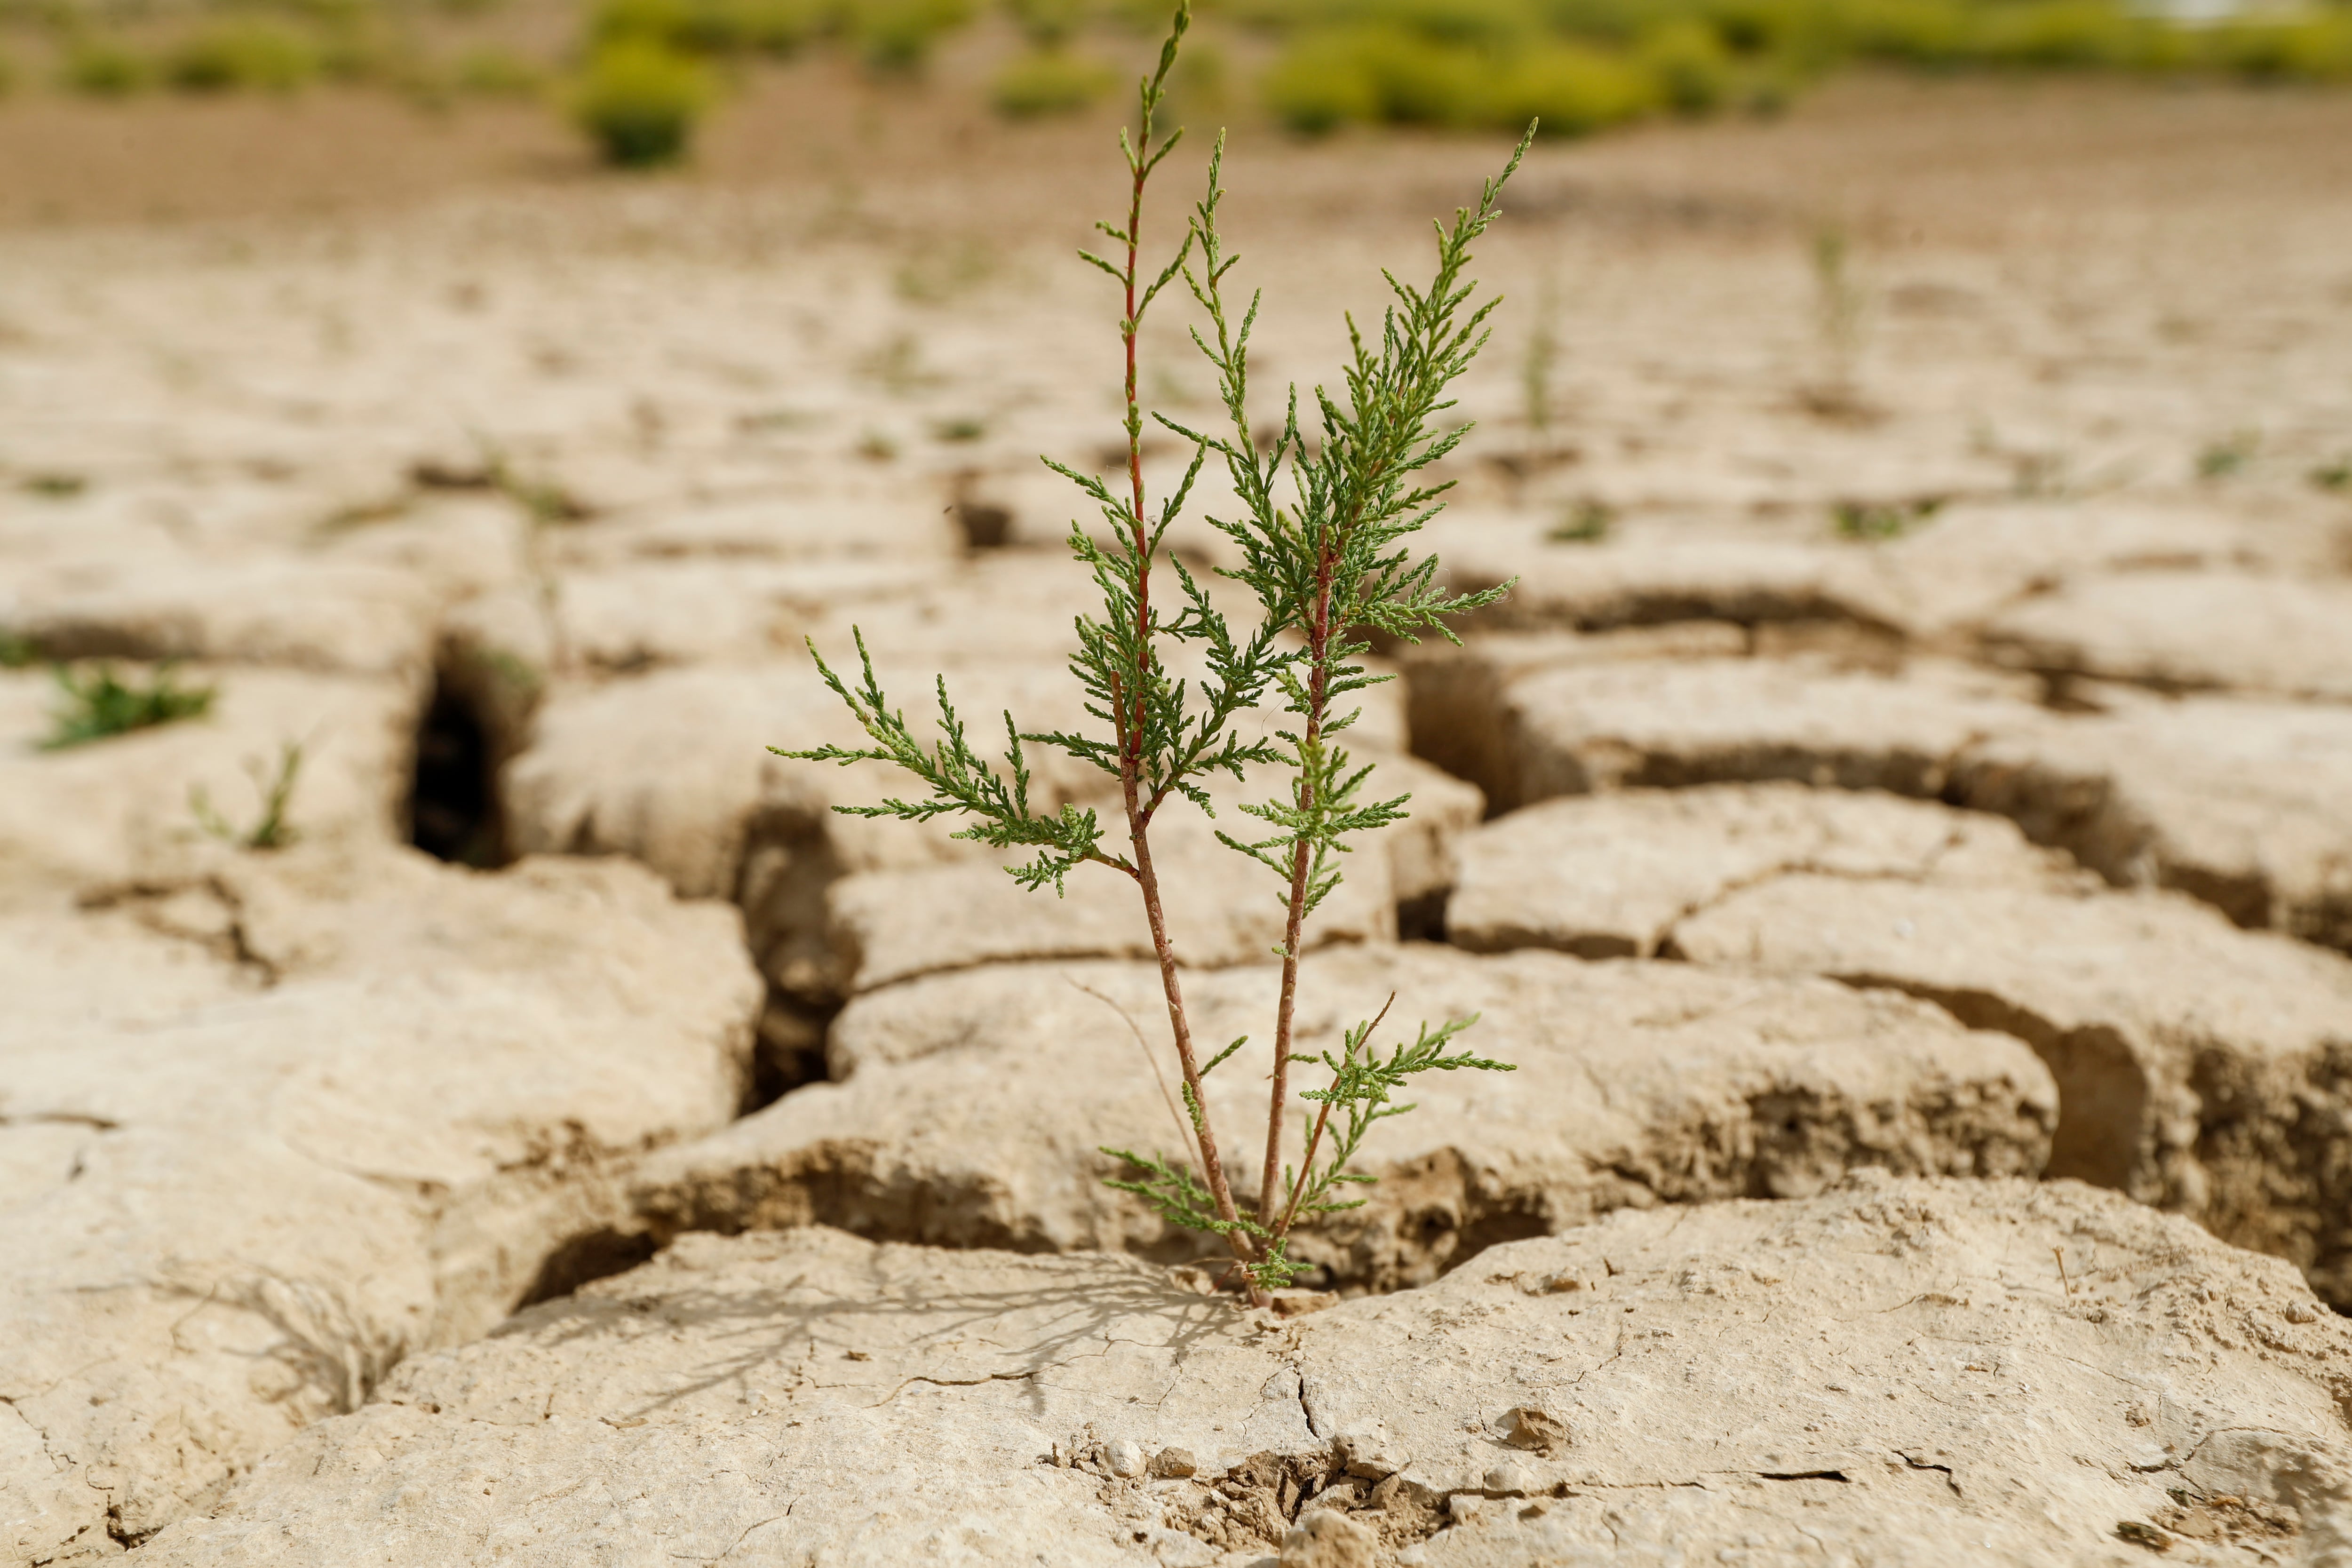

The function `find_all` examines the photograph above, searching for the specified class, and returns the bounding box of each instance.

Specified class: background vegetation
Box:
[0,0,2344,162]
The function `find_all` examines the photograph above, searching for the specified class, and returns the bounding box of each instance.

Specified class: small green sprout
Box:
[191,741,304,850]
[42,663,216,750]
[1548,497,1613,543]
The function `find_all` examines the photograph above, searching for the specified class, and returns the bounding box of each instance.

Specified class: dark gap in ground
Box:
[1398,890,1450,944]
[516,1228,661,1308]
[408,673,506,866]
[745,992,835,1114]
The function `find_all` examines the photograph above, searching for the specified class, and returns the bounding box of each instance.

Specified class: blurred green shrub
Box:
[1008,0,1089,46]
[2210,11,2352,81]
[1636,16,1732,109]
[570,39,711,165]
[164,19,322,93]
[841,0,975,70]
[592,0,825,56]
[61,34,152,96]
[1262,27,1383,130]
[1482,39,1659,132]
[991,45,1116,113]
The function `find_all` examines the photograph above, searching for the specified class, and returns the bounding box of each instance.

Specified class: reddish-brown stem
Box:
[1258,545,1338,1232]
[1271,993,1392,1246]
[1115,127,1263,1306]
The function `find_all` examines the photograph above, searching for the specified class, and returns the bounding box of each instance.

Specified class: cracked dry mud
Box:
[127,1179,2352,1568]
[6,67,2352,1568]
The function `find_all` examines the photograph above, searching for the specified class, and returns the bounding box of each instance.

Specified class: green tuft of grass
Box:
[2309,458,2351,494]
[1832,495,1940,540]
[1547,497,1614,542]
[2196,430,2257,480]
[42,663,216,751]
[60,34,152,96]
[992,46,1119,115]
[21,472,89,499]
[570,40,713,168]
[191,741,304,851]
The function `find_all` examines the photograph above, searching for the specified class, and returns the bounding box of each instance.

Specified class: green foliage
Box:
[1548,497,1613,541]
[164,19,322,93]
[42,663,216,751]
[1250,0,2352,136]
[992,46,1118,115]
[592,0,824,56]
[452,45,544,95]
[0,630,32,669]
[1637,16,1732,110]
[2311,458,2351,494]
[1483,38,1659,132]
[1009,0,1090,46]
[840,0,974,70]
[2197,430,2257,480]
[1261,28,1382,131]
[191,741,304,850]
[570,40,711,167]
[60,34,151,96]
[1832,495,1938,540]
[780,6,1520,1303]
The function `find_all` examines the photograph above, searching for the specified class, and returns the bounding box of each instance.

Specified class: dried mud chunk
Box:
[1447,782,2082,959]
[1982,571,2352,703]
[1498,1407,1570,1454]
[1672,876,2352,1305]
[1281,1508,1378,1568]
[631,945,2053,1290]
[0,847,759,1562]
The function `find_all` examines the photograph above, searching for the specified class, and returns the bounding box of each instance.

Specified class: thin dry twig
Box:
[1066,974,1197,1169]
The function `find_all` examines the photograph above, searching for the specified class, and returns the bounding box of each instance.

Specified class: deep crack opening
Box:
[407,671,506,868]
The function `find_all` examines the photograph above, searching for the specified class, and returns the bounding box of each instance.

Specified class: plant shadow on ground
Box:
[493,1244,1245,1423]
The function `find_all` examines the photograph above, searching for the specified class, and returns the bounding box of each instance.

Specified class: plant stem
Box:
[1258,545,1336,1232]
[1271,993,1391,1246]
[1115,99,1263,1306]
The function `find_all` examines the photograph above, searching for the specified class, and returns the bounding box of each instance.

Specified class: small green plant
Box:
[1548,496,1613,542]
[776,4,1520,1302]
[191,742,304,850]
[21,472,89,499]
[42,663,216,751]
[2310,457,2351,493]
[1832,495,1939,540]
[2196,430,2257,480]
[570,39,712,167]
[1806,219,1867,413]
[60,34,152,95]
[992,46,1119,116]
[0,630,33,669]
[1522,273,1557,434]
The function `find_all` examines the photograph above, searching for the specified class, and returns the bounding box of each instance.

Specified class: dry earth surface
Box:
[4,59,2352,1568]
